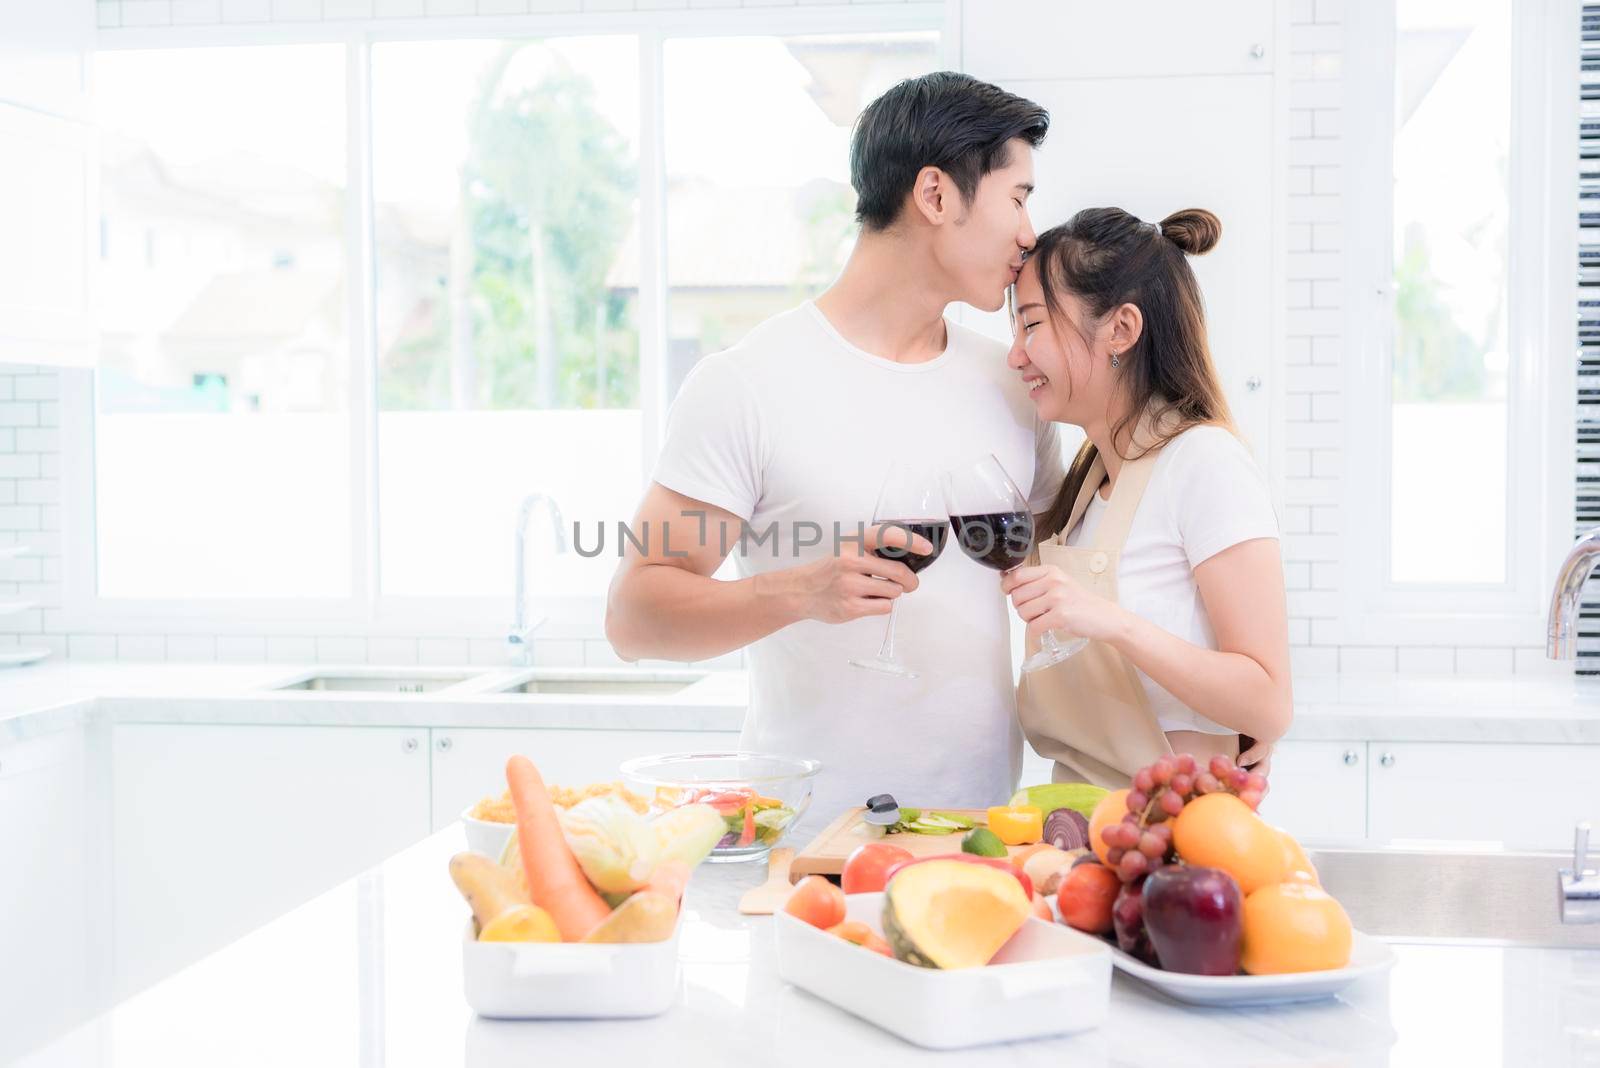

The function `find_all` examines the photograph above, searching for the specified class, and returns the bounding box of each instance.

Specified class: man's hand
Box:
[767,523,933,625]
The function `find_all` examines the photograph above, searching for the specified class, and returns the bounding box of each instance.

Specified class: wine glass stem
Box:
[1039,629,1064,655]
[876,597,901,663]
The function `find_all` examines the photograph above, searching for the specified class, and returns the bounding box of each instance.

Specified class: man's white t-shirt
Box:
[652,301,1067,832]
[1065,425,1279,734]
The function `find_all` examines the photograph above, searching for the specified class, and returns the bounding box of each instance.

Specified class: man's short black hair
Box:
[849,71,1049,232]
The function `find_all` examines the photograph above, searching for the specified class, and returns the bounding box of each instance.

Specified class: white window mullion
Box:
[637,30,668,482]
[347,33,379,619]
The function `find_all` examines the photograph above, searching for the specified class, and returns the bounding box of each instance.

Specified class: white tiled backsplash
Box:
[0,0,1562,673]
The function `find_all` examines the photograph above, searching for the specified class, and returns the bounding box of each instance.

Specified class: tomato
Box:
[882,854,1034,900]
[826,920,893,956]
[783,875,847,929]
[841,843,914,895]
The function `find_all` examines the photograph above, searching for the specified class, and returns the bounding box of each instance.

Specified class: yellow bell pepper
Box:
[986,804,1043,845]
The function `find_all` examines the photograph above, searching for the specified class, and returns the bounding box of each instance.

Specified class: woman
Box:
[1000,207,1291,789]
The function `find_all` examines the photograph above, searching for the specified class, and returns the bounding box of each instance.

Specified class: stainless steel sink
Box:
[272,670,483,694]
[1311,847,1600,948]
[491,669,708,697]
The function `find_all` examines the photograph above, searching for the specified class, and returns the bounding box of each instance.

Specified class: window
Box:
[370,37,641,598]
[1342,0,1570,643]
[1387,0,1510,585]
[659,32,939,397]
[92,45,351,600]
[70,13,942,629]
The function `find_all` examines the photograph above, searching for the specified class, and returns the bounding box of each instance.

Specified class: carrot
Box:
[643,859,691,907]
[505,754,612,942]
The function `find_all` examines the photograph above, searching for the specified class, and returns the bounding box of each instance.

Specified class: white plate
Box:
[1109,929,1396,1006]
[0,647,50,667]
[776,892,1110,1049]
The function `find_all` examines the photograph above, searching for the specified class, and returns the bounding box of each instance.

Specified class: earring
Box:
[1110,350,1121,369]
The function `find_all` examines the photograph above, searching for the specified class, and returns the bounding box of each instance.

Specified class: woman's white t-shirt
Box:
[1064,425,1279,735]
[652,301,1067,833]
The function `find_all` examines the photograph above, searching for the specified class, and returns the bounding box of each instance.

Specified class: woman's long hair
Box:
[1034,207,1235,539]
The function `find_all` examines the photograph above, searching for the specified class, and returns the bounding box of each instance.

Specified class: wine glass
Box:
[847,463,948,679]
[943,453,1086,673]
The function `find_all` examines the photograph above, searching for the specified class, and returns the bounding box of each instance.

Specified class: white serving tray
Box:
[775,892,1111,1049]
[460,911,683,1019]
[1109,929,1397,1006]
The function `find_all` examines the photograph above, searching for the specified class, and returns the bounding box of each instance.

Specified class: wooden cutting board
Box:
[790,806,1033,880]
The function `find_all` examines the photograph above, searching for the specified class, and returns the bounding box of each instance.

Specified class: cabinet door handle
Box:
[1379,751,1396,767]
[1250,43,1266,59]
[402,737,419,754]
[1246,375,1262,392]
[1341,749,1359,766]
[436,736,453,753]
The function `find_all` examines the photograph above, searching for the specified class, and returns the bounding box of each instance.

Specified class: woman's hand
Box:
[1000,564,1128,645]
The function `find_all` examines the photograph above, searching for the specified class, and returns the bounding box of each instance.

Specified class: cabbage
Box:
[556,795,660,894]
[651,803,729,869]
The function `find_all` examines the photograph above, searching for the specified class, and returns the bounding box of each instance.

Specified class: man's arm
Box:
[604,483,928,663]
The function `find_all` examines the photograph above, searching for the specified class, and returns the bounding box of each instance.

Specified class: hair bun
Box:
[1159,209,1221,255]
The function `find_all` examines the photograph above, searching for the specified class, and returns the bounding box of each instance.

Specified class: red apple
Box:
[1141,864,1243,975]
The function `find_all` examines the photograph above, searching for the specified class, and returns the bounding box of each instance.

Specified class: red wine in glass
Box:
[850,465,944,679]
[874,520,948,575]
[943,454,1085,673]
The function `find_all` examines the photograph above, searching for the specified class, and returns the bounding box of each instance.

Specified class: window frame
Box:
[1333,0,1576,649]
[61,6,949,640]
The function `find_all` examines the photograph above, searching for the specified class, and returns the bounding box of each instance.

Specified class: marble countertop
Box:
[5,661,1600,746]
[13,827,1600,1068]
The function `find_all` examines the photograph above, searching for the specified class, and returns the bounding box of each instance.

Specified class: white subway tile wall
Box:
[2,1,1555,675]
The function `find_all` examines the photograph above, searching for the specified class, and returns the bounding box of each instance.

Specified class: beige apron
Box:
[1016,444,1240,789]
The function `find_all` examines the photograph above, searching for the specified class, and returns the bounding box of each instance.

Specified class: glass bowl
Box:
[619,751,821,863]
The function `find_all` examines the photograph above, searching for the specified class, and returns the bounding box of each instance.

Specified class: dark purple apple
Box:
[1112,875,1156,964]
[1141,864,1243,975]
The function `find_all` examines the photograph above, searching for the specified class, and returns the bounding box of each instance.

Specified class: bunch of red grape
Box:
[1101,753,1268,883]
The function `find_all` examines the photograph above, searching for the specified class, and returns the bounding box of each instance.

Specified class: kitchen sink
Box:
[1311,847,1600,948]
[491,669,708,697]
[271,669,484,694]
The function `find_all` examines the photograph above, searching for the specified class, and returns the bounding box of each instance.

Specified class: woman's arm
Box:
[1106,538,1293,745]
[1002,538,1293,746]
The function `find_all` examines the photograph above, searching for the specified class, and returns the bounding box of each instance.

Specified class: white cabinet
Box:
[0,0,93,119]
[1007,74,1277,462]
[957,2,1282,466]
[0,1,95,367]
[0,728,92,1065]
[1256,740,1367,843]
[0,104,94,365]
[429,727,740,831]
[111,724,430,998]
[1366,741,1600,851]
[962,0,1276,81]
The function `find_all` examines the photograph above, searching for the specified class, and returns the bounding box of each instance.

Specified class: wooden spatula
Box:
[738,847,797,915]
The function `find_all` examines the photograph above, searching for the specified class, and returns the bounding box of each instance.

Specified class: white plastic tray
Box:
[1109,929,1397,1006]
[461,912,683,1019]
[774,892,1110,1049]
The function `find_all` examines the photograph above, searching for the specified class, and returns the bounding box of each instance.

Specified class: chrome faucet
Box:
[1559,822,1599,924]
[1547,527,1600,658]
[508,493,567,666]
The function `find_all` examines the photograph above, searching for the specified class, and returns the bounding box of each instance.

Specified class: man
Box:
[606,72,1066,830]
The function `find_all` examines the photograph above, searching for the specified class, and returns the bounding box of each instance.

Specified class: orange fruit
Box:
[784,875,846,930]
[1088,789,1131,865]
[1171,793,1287,895]
[1240,882,1352,974]
[1275,827,1319,885]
